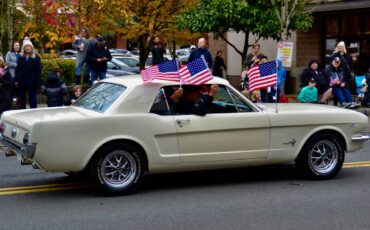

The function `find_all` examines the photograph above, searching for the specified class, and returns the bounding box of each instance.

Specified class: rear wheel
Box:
[296,133,345,179]
[90,143,145,195]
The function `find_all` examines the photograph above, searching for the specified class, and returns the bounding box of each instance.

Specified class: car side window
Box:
[209,85,252,113]
[150,88,171,115]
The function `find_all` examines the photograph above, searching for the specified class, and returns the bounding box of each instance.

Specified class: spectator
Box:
[87,36,112,82]
[15,37,41,109]
[332,41,353,79]
[64,85,83,106]
[300,59,332,103]
[5,41,21,79]
[271,59,286,102]
[297,78,318,103]
[41,67,68,107]
[245,43,265,68]
[150,37,166,65]
[326,56,359,109]
[0,58,13,114]
[188,38,213,68]
[212,50,227,78]
[72,28,91,84]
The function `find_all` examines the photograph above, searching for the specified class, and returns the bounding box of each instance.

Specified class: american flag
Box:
[140,59,180,82]
[247,61,277,91]
[179,56,213,85]
[329,73,339,86]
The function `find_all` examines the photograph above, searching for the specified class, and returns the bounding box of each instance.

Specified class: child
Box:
[297,78,318,103]
[41,67,68,107]
[64,85,83,106]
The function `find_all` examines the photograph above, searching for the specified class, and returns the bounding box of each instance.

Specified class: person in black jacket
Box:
[0,66,14,114]
[41,67,68,107]
[172,84,219,116]
[326,57,359,109]
[212,50,227,78]
[15,37,41,109]
[188,38,213,68]
[87,36,112,83]
[150,37,165,65]
[300,59,332,103]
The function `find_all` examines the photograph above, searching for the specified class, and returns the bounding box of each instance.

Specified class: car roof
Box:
[102,75,230,88]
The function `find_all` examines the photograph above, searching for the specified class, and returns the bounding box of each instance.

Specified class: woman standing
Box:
[15,37,41,109]
[0,57,14,114]
[5,41,21,79]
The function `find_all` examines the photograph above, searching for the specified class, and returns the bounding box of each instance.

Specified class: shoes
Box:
[349,102,361,109]
[342,103,351,108]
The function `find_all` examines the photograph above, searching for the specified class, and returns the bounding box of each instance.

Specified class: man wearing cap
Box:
[297,78,318,103]
[87,36,112,82]
[172,84,219,116]
[326,56,360,109]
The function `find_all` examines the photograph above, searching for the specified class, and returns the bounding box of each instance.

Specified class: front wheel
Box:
[90,143,145,195]
[296,133,345,179]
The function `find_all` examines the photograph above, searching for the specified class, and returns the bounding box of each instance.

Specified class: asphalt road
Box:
[0,119,369,230]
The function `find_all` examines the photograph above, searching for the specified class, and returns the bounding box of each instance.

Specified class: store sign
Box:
[277,42,294,68]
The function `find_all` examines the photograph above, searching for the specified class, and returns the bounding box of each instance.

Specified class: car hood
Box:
[1,106,95,130]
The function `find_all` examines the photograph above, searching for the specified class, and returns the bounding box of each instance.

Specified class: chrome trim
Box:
[351,133,370,142]
[0,135,37,160]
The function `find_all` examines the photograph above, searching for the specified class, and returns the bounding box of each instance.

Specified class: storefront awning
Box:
[310,0,370,12]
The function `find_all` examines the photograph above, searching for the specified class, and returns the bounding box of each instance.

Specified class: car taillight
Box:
[23,133,30,145]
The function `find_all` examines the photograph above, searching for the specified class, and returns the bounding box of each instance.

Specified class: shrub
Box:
[41,58,75,85]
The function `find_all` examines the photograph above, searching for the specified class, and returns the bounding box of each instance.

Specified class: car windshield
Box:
[74,83,126,113]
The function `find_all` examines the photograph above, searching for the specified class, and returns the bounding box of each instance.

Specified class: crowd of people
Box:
[1,31,370,116]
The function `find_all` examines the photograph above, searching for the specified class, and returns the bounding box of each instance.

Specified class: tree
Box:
[176,0,313,67]
[102,0,198,69]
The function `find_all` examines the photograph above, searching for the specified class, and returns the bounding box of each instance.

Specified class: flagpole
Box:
[275,60,279,113]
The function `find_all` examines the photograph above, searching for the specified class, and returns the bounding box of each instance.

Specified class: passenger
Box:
[172,84,219,116]
[300,59,332,103]
[64,85,83,106]
[297,78,318,103]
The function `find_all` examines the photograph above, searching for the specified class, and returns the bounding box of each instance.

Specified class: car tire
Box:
[295,133,345,179]
[90,143,145,195]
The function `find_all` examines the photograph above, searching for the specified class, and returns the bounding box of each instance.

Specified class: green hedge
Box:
[41,58,76,85]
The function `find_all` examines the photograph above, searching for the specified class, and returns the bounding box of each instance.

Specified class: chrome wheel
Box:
[308,140,339,174]
[100,150,137,189]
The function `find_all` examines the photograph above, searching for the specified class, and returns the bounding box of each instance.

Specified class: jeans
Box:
[75,61,90,76]
[90,71,107,82]
[332,86,353,105]
[19,87,37,109]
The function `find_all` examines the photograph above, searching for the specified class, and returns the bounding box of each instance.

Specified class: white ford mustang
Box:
[1,76,369,195]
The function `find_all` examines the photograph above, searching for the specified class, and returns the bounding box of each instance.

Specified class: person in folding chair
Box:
[325,57,360,109]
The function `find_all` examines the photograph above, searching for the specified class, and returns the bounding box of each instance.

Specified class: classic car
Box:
[0,76,369,195]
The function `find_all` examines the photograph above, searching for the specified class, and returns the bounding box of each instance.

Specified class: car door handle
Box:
[176,119,190,127]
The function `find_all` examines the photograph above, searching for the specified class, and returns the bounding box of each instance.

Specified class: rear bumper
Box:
[0,134,37,160]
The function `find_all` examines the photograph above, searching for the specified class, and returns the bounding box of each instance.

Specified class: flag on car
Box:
[179,56,213,85]
[140,59,180,82]
[247,61,277,91]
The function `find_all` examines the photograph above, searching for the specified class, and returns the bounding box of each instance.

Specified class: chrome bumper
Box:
[0,134,37,161]
[351,133,370,142]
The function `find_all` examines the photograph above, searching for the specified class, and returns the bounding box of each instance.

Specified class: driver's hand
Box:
[209,84,220,97]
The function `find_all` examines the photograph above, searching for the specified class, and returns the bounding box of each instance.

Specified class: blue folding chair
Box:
[355,76,365,103]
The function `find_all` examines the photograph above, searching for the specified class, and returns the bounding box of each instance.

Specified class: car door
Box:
[174,85,271,163]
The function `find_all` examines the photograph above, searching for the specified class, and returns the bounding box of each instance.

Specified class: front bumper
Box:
[351,133,370,142]
[0,134,37,162]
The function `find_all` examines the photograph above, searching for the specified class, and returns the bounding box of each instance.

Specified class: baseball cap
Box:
[332,56,341,63]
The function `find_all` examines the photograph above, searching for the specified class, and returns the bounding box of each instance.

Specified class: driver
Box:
[172,84,220,116]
